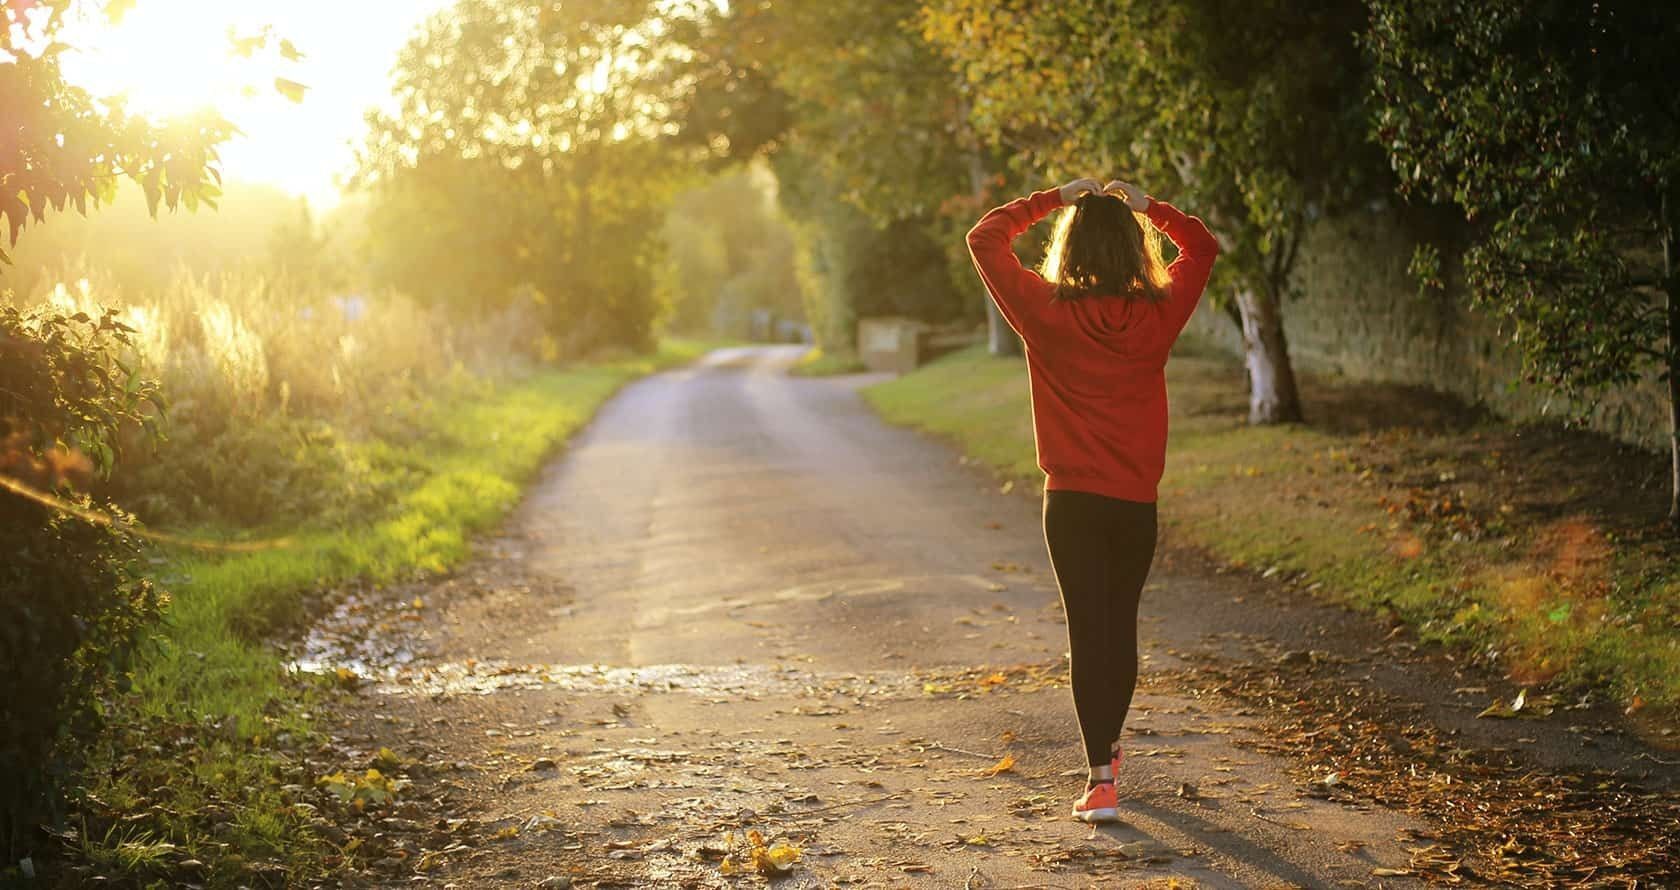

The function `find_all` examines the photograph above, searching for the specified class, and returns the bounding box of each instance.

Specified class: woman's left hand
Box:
[1057,178,1104,204]
[1103,180,1151,212]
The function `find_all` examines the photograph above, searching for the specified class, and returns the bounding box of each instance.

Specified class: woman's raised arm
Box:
[1105,180,1219,334]
[965,178,1103,340]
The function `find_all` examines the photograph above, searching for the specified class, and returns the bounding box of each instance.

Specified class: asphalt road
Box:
[309,346,1674,889]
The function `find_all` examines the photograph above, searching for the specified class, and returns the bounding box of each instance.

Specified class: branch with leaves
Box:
[0,1,305,268]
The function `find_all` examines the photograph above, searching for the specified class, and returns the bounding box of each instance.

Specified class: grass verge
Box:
[787,346,866,377]
[59,340,716,887]
[863,344,1680,720]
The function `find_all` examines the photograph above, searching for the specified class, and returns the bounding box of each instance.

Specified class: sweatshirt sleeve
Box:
[1144,199,1219,335]
[965,189,1064,342]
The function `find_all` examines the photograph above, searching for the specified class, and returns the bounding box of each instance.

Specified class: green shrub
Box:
[0,305,168,862]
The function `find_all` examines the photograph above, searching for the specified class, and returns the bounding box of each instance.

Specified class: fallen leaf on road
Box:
[1476,688,1555,719]
[721,829,801,878]
[371,747,408,771]
[522,813,564,833]
[1477,688,1528,719]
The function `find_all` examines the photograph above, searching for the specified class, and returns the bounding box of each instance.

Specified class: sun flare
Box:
[54,0,452,210]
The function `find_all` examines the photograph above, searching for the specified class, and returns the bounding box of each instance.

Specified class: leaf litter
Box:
[1156,652,1680,887]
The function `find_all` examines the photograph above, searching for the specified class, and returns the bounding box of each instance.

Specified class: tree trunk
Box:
[1662,192,1678,526]
[1667,295,1678,526]
[961,101,1022,358]
[985,300,1022,357]
[1233,285,1304,424]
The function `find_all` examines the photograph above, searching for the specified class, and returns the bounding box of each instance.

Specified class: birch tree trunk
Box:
[1233,285,1304,424]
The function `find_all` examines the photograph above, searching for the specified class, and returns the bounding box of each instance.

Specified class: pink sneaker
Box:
[1071,780,1118,823]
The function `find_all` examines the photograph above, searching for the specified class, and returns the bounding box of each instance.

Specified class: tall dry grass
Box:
[13,263,545,527]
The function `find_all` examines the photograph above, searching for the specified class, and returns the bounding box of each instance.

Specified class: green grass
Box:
[862,346,1039,479]
[72,339,717,886]
[864,344,1680,716]
[787,346,867,377]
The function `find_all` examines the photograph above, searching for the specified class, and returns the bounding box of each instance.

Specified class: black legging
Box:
[1042,489,1159,767]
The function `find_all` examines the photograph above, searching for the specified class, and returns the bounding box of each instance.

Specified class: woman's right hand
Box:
[1103,180,1151,212]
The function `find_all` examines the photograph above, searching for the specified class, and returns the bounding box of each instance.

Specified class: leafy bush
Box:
[0,305,168,862]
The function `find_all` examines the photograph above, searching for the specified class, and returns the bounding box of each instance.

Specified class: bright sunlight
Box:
[58,0,451,209]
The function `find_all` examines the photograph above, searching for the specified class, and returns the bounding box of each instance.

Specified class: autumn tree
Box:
[921,0,1383,423]
[1365,0,1680,524]
[356,0,702,353]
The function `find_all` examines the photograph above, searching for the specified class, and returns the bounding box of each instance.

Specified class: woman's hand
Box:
[1058,178,1104,204]
[1103,180,1151,212]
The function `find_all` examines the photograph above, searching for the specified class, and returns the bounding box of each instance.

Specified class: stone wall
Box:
[1183,208,1669,451]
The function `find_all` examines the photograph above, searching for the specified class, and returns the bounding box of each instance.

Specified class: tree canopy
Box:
[920,0,1383,422]
[355,0,705,351]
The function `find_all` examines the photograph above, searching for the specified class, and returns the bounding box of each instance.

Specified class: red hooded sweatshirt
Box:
[966,189,1219,503]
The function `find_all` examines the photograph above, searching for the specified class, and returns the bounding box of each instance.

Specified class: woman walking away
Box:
[965,178,1218,823]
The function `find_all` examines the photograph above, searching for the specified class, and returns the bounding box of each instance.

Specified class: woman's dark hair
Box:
[1038,192,1170,303]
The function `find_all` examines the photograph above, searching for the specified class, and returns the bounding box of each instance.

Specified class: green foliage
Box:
[677,1,983,348]
[759,1,970,222]
[774,146,968,348]
[658,165,804,335]
[1364,0,1679,398]
[0,305,167,862]
[355,0,708,354]
[663,3,794,163]
[0,305,161,473]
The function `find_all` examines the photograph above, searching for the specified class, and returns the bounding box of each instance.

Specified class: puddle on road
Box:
[291,587,923,698]
[296,655,922,699]
[289,569,1050,701]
